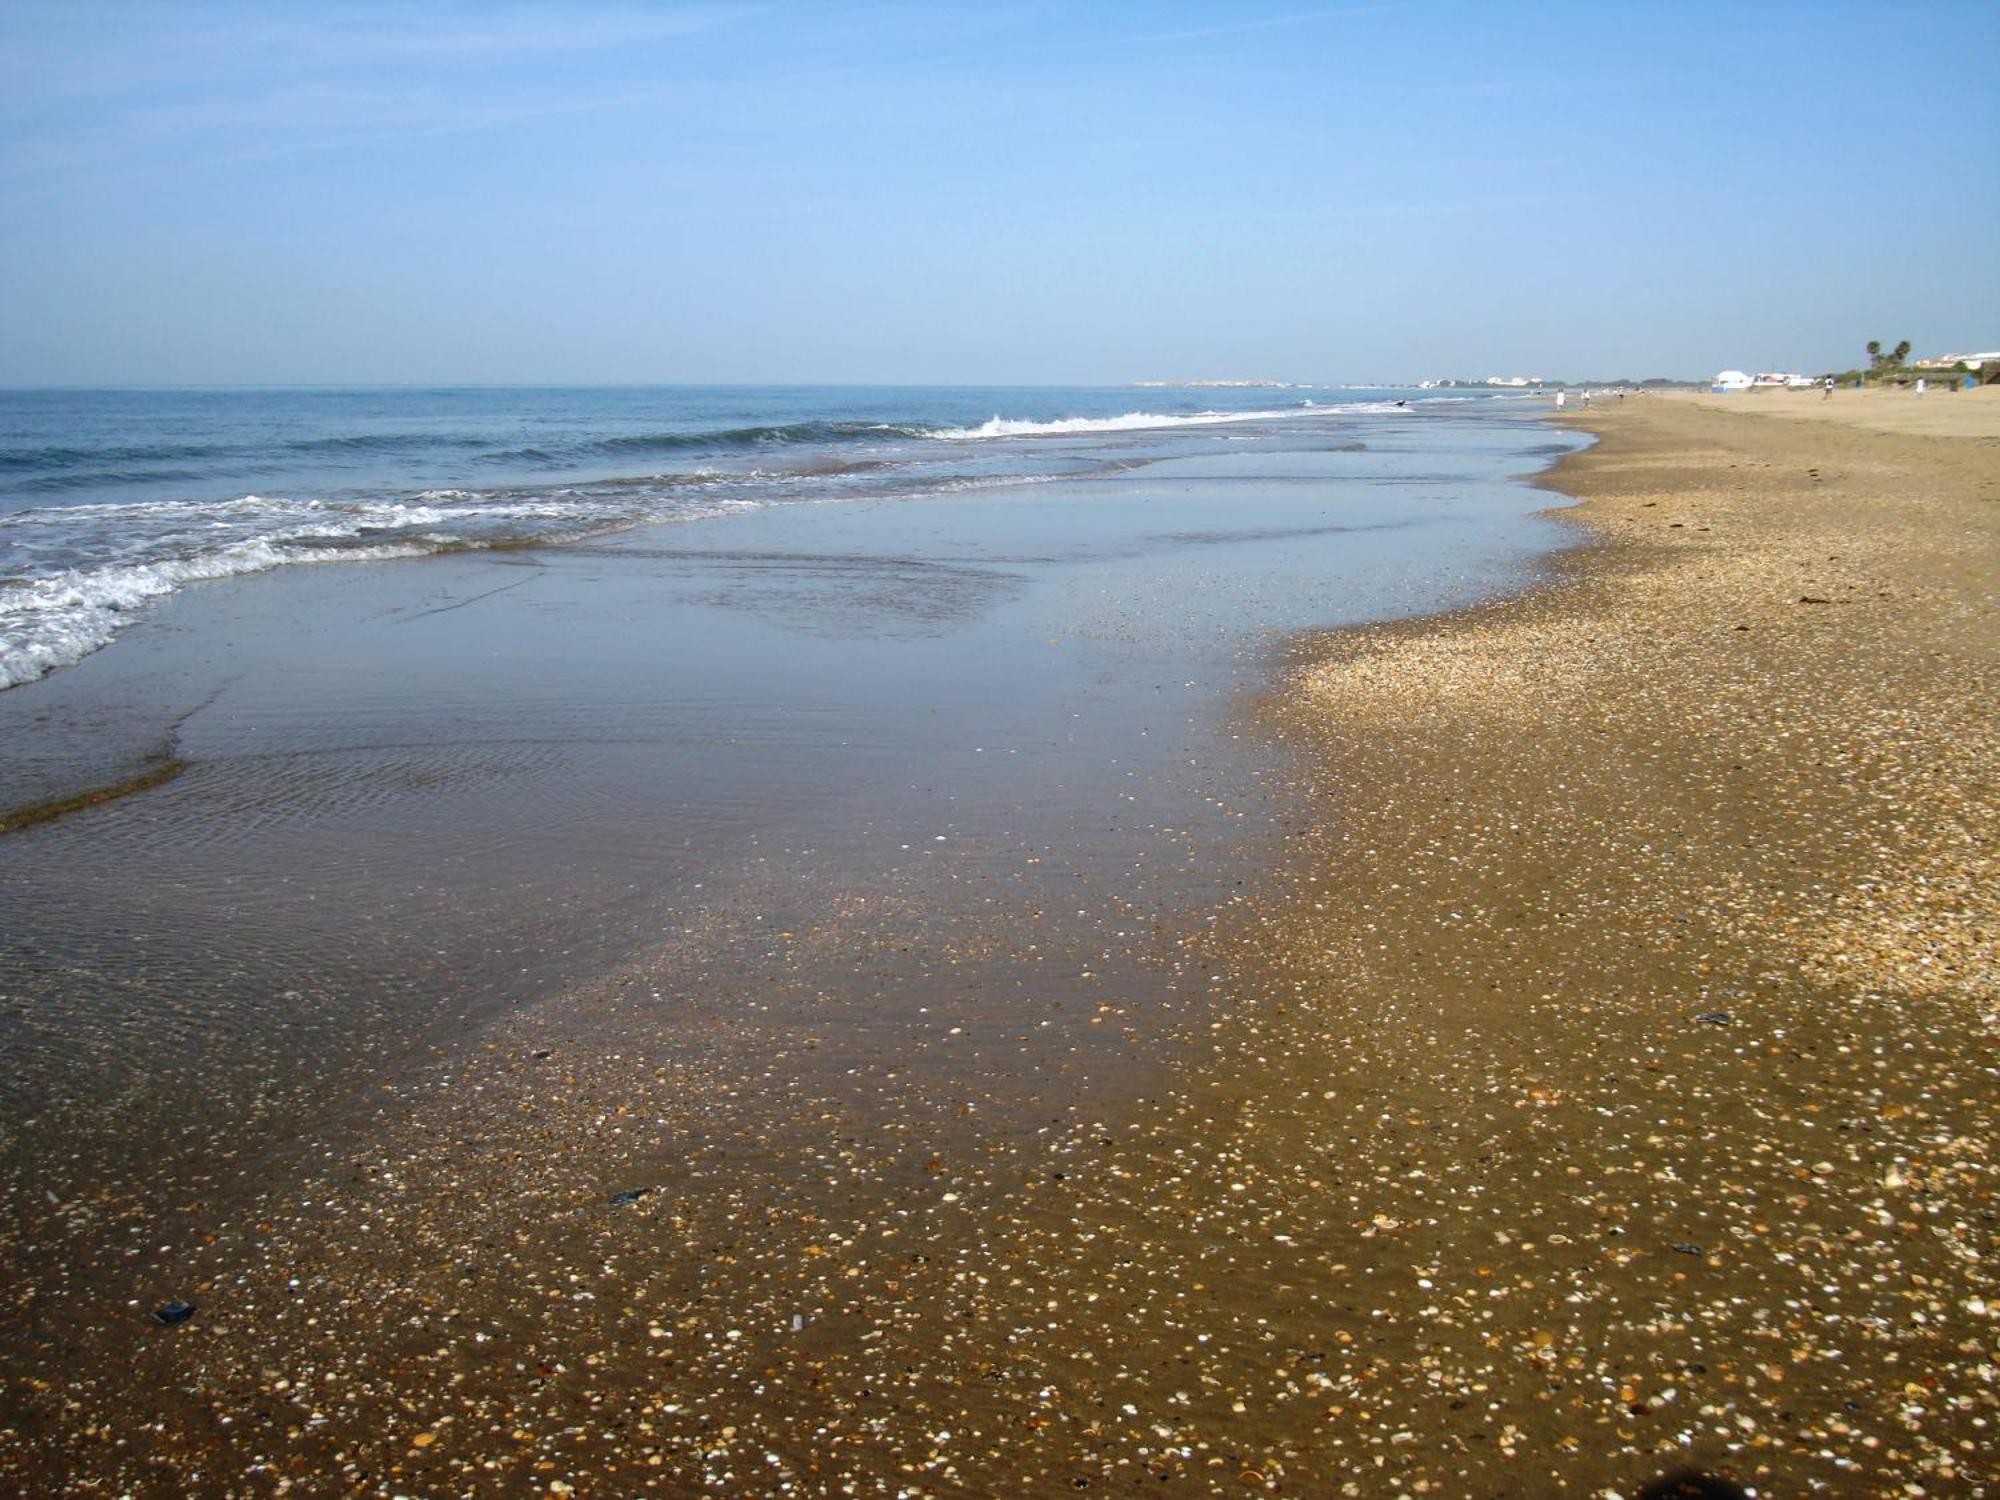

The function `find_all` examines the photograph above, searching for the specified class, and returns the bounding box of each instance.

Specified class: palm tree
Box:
[1866,340,1882,369]
[1892,340,1912,365]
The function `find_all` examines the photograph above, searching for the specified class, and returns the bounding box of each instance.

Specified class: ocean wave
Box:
[0,440,229,472]
[0,539,438,691]
[0,480,791,689]
[0,391,1469,689]
[923,472,1067,495]
[467,421,931,468]
[0,398,1451,500]
[0,464,926,689]
[0,431,490,476]
[561,469,725,491]
[280,433,491,455]
[587,420,928,456]
[0,424,906,489]
[8,467,220,497]
[930,406,1332,440]
[1,491,589,539]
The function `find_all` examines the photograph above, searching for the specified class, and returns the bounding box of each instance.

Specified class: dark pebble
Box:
[1696,1011,1733,1025]
[1670,1243,1705,1256]
[609,1188,649,1206]
[154,1301,196,1326]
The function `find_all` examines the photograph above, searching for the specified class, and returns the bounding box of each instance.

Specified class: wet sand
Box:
[1,399,1991,1496]
[0,420,1577,1494]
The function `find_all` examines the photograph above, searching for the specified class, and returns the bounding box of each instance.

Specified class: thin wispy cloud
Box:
[0,1,760,180]
[1115,2,1412,49]
[208,2,763,66]
[1271,188,1581,224]
[3,0,1993,384]
[119,80,649,153]
[822,1,1412,81]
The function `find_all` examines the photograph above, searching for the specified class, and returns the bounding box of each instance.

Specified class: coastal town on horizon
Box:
[1131,340,2000,396]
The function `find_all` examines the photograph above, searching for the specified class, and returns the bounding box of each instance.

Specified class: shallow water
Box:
[0,399,1603,1500]
[0,383,1502,689]
[0,404,1582,1279]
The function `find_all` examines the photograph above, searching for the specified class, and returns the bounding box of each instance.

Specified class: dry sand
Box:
[4,396,1993,1497]
[1667,384,2000,440]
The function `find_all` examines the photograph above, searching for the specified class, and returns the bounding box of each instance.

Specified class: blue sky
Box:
[2,0,1995,384]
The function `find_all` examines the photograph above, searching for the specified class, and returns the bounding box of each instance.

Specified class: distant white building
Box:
[1711,370,1753,393]
[1913,350,2000,371]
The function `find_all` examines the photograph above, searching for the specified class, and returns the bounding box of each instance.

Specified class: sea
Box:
[0,384,1521,690]
[2,379,1584,1378]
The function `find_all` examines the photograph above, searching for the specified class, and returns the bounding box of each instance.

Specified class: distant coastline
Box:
[1130,376,1715,392]
[1128,378,1300,388]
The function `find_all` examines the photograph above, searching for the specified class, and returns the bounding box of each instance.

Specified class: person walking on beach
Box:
[1915,377,1927,397]
[1823,376,1834,399]
[1581,389,1591,409]
[1555,389,1566,411]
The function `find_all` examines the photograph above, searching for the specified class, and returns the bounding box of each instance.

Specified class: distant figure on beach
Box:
[1555,390,1566,411]
[1581,389,1591,409]
[1823,376,1834,399]
[1915,377,1927,397]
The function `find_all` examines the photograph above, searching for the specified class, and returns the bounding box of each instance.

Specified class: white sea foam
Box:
[0,540,435,690]
[931,408,1306,440]
[0,394,1466,689]
[0,491,596,689]
[921,399,1431,441]
[924,472,1065,495]
[0,492,578,539]
[0,485,780,689]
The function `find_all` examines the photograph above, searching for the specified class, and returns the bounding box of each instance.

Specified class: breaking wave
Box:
[1,539,434,691]
[931,407,1313,440]
[0,387,1481,688]
[0,487,744,690]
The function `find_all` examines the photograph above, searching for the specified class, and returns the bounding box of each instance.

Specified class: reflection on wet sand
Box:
[0,414,1584,1492]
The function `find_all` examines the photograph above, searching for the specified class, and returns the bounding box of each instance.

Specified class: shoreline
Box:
[1228,394,1996,1492]
[1,400,1990,1494]
[0,754,186,836]
[0,420,1576,1494]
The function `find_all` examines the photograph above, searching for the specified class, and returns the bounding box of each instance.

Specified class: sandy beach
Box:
[6,0,1995,1492]
[1,393,1992,1496]
[0,413,1575,1494]
[1670,384,2000,441]
[1229,389,1998,1493]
